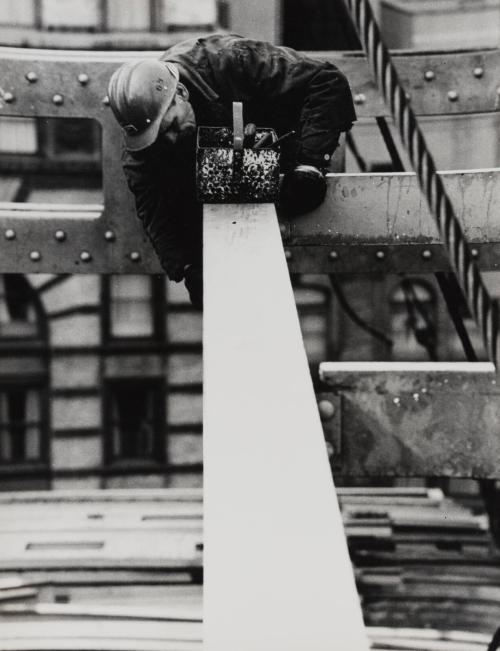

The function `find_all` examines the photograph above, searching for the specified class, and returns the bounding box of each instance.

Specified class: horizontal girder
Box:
[1,46,500,273]
[320,362,500,478]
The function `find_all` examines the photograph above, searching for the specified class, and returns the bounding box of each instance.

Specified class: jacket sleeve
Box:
[208,36,357,169]
[122,149,186,282]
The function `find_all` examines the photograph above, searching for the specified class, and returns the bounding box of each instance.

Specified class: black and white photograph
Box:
[0,0,500,649]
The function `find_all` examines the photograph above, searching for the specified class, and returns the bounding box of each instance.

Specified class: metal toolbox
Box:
[196,102,280,203]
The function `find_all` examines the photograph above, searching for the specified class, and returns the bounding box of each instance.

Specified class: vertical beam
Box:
[203,203,368,651]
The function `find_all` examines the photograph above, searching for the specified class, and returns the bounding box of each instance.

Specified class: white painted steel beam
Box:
[203,203,368,651]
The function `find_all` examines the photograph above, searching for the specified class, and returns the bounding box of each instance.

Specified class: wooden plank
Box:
[203,203,368,651]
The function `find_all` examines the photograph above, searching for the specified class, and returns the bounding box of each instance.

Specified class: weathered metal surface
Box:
[315,48,500,118]
[282,168,500,273]
[319,362,500,478]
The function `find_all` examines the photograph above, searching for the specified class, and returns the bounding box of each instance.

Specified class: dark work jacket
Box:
[122,33,357,281]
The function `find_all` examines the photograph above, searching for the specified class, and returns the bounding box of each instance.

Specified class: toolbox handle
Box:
[232,102,244,152]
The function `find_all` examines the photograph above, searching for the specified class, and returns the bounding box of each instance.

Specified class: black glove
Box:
[184,264,203,309]
[280,165,327,216]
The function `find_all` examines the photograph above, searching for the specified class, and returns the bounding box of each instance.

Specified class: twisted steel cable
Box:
[343,0,499,364]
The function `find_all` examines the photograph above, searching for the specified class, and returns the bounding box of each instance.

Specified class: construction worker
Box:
[108,34,356,308]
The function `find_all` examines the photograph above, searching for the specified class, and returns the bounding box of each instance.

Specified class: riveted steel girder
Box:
[319,362,500,478]
[1,46,500,273]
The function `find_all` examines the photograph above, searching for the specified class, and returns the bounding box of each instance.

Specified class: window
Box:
[0,118,38,155]
[43,118,101,163]
[106,379,165,463]
[106,275,165,340]
[0,387,44,463]
[41,0,100,30]
[0,275,42,339]
[160,0,217,29]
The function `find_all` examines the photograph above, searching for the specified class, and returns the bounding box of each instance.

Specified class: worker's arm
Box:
[122,148,186,282]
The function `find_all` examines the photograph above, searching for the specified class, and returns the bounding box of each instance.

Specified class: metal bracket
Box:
[317,393,342,470]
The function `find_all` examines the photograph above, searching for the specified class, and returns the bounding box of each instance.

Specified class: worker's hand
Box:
[279,165,327,216]
[184,264,203,309]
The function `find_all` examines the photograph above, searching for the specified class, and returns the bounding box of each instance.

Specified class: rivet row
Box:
[24,71,91,85]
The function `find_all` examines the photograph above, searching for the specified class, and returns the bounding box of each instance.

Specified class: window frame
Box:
[104,376,167,466]
[102,275,166,344]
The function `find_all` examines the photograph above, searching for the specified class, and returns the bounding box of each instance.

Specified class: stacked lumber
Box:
[337,487,500,637]
[0,489,203,588]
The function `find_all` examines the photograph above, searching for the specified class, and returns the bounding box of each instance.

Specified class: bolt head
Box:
[424,70,435,81]
[104,230,115,242]
[318,399,335,421]
[80,251,91,262]
[4,229,15,240]
[78,73,89,85]
[30,251,41,262]
[26,71,38,83]
[325,441,335,458]
[474,67,484,78]
[354,93,366,105]
[130,251,141,262]
[447,90,459,102]
[52,94,64,106]
[4,92,14,103]
[54,230,66,242]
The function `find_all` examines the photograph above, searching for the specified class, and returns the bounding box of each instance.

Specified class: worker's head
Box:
[107,59,196,152]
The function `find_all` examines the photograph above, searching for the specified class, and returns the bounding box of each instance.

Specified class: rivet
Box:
[318,399,335,421]
[102,95,110,106]
[25,71,38,83]
[54,230,66,242]
[77,73,89,85]
[52,94,64,106]
[285,249,292,260]
[4,229,16,240]
[405,92,411,101]
[30,251,41,262]
[422,249,432,259]
[375,250,385,260]
[329,250,339,260]
[473,67,484,78]
[393,396,400,405]
[130,251,141,262]
[413,392,420,401]
[80,251,91,262]
[421,387,428,394]
[104,230,115,242]
[471,248,479,259]
[279,223,287,236]
[447,90,458,102]
[325,441,335,458]
[424,70,435,81]
[354,93,366,105]
[4,92,15,103]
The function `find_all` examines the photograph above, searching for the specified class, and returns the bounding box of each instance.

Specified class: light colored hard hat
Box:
[108,59,179,151]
